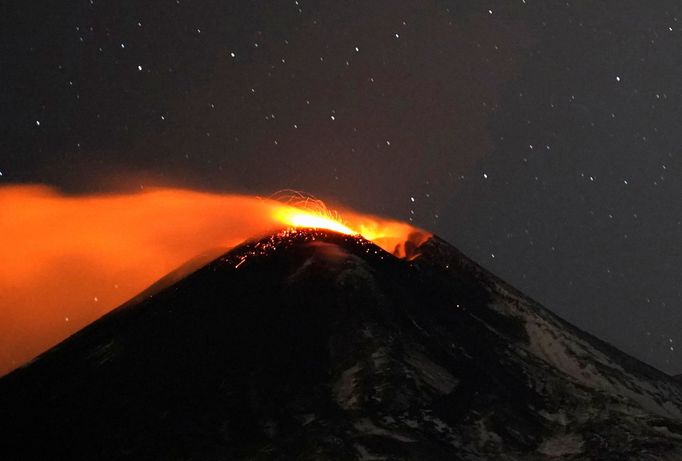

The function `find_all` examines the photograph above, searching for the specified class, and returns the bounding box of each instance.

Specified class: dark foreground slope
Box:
[2,229,682,460]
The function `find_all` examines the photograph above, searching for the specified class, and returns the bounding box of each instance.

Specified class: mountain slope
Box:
[2,229,682,460]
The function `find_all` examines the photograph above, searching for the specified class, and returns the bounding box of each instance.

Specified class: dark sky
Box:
[2,0,682,373]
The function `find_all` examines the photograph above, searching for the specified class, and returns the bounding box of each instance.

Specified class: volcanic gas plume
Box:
[0,185,428,376]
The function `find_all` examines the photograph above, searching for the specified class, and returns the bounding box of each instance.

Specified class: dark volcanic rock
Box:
[2,229,682,460]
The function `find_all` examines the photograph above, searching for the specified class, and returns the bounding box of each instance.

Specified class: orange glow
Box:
[0,185,429,375]
[273,208,357,235]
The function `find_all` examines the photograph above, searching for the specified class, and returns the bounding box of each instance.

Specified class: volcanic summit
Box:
[2,229,682,460]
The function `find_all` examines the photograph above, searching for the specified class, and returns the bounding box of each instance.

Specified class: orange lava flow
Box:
[0,185,429,375]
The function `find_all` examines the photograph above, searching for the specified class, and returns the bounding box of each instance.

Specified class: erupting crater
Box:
[0,185,428,376]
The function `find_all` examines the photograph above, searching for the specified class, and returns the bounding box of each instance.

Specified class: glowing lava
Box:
[0,184,429,376]
[273,208,357,236]
[269,191,427,255]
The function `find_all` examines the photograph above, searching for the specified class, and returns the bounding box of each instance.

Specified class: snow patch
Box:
[334,362,363,409]
[537,434,584,457]
[475,419,502,446]
[493,281,682,420]
[354,443,388,460]
[354,418,416,443]
[538,409,568,426]
[404,350,458,395]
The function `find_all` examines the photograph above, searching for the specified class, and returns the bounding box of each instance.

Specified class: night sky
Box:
[2,1,682,373]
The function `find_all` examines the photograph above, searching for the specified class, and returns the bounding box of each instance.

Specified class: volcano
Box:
[2,229,682,460]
